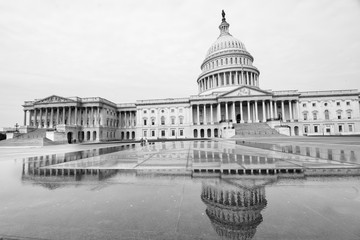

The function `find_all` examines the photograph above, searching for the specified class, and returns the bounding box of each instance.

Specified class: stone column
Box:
[39,108,43,128]
[225,102,228,121]
[23,110,27,126]
[262,100,266,122]
[74,107,77,126]
[62,107,65,124]
[239,101,244,123]
[274,101,278,118]
[97,107,101,126]
[217,103,221,122]
[56,107,59,126]
[68,107,71,125]
[232,101,236,123]
[91,107,94,126]
[289,100,293,122]
[281,100,285,121]
[247,101,251,123]
[270,100,274,119]
[210,104,213,124]
[34,109,38,127]
[189,106,193,125]
[196,105,200,125]
[296,100,300,121]
[203,104,207,124]
[50,108,54,128]
[255,101,259,122]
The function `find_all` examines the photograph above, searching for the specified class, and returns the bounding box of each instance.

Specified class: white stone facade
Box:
[21,13,360,142]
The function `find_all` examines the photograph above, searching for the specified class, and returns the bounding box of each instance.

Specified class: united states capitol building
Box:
[15,12,360,144]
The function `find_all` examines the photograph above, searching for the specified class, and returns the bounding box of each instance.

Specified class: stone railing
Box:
[300,89,358,96]
[136,98,189,105]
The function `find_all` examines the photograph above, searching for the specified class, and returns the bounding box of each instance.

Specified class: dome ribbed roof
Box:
[206,35,247,58]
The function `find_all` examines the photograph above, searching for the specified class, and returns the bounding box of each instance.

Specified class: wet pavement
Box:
[1,137,360,239]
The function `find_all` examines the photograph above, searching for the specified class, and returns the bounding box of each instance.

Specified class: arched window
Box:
[324,110,329,120]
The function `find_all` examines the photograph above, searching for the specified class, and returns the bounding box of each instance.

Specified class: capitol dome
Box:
[197,11,260,96]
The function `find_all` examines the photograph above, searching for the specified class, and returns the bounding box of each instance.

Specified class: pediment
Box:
[220,86,272,97]
[34,95,75,104]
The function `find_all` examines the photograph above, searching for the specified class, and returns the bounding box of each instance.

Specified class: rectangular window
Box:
[339,125,343,132]
[314,126,318,133]
[313,113,317,120]
[143,131,147,137]
[346,102,350,106]
[347,112,351,119]
[304,126,308,133]
[161,130,166,137]
[143,119,147,125]
[302,103,306,107]
[336,102,340,106]
[171,118,175,124]
[179,129,183,136]
[171,129,175,136]
[337,113,341,119]
[303,113,308,120]
[349,125,353,132]
[179,117,183,124]
[312,103,316,107]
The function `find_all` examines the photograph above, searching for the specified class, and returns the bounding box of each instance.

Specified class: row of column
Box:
[119,111,136,128]
[199,70,259,93]
[201,185,265,207]
[24,106,103,128]
[192,99,300,125]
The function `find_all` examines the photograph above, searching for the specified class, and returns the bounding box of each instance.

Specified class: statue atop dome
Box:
[222,10,226,21]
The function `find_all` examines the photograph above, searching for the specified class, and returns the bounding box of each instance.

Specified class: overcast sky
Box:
[1,0,360,127]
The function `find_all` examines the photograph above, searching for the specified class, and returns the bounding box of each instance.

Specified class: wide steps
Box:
[233,123,282,137]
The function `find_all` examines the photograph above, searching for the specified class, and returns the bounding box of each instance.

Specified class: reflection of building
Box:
[201,179,270,240]
[4,11,357,144]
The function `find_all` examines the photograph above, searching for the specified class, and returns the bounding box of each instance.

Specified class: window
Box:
[151,130,155,137]
[313,113,317,120]
[312,103,316,107]
[179,116,184,124]
[338,125,343,132]
[171,129,176,136]
[161,116,165,125]
[151,110,155,114]
[143,110,147,114]
[303,103,306,107]
[303,113,308,120]
[143,119,147,125]
[304,126,308,133]
[324,102,328,106]
[349,125,353,132]
[143,130,147,137]
[171,117,175,125]
[161,130,166,137]
[179,129,183,136]
[336,102,340,106]
[151,118,155,125]
[337,112,342,119]
[347,111,352,119]
[314,126,318,133]
[179,108,183,113]
[324,110,329,120]
[346,101,350,106]
[161,109,165,113]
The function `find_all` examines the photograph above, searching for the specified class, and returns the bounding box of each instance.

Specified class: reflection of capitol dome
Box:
[198,11,260,96]
[201,179,268,240]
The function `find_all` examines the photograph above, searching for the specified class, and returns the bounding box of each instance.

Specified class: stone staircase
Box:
[0,129,57,146]
[232,123,282,138]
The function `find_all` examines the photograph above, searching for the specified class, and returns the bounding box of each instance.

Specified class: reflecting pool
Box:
[1,139,360,240]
